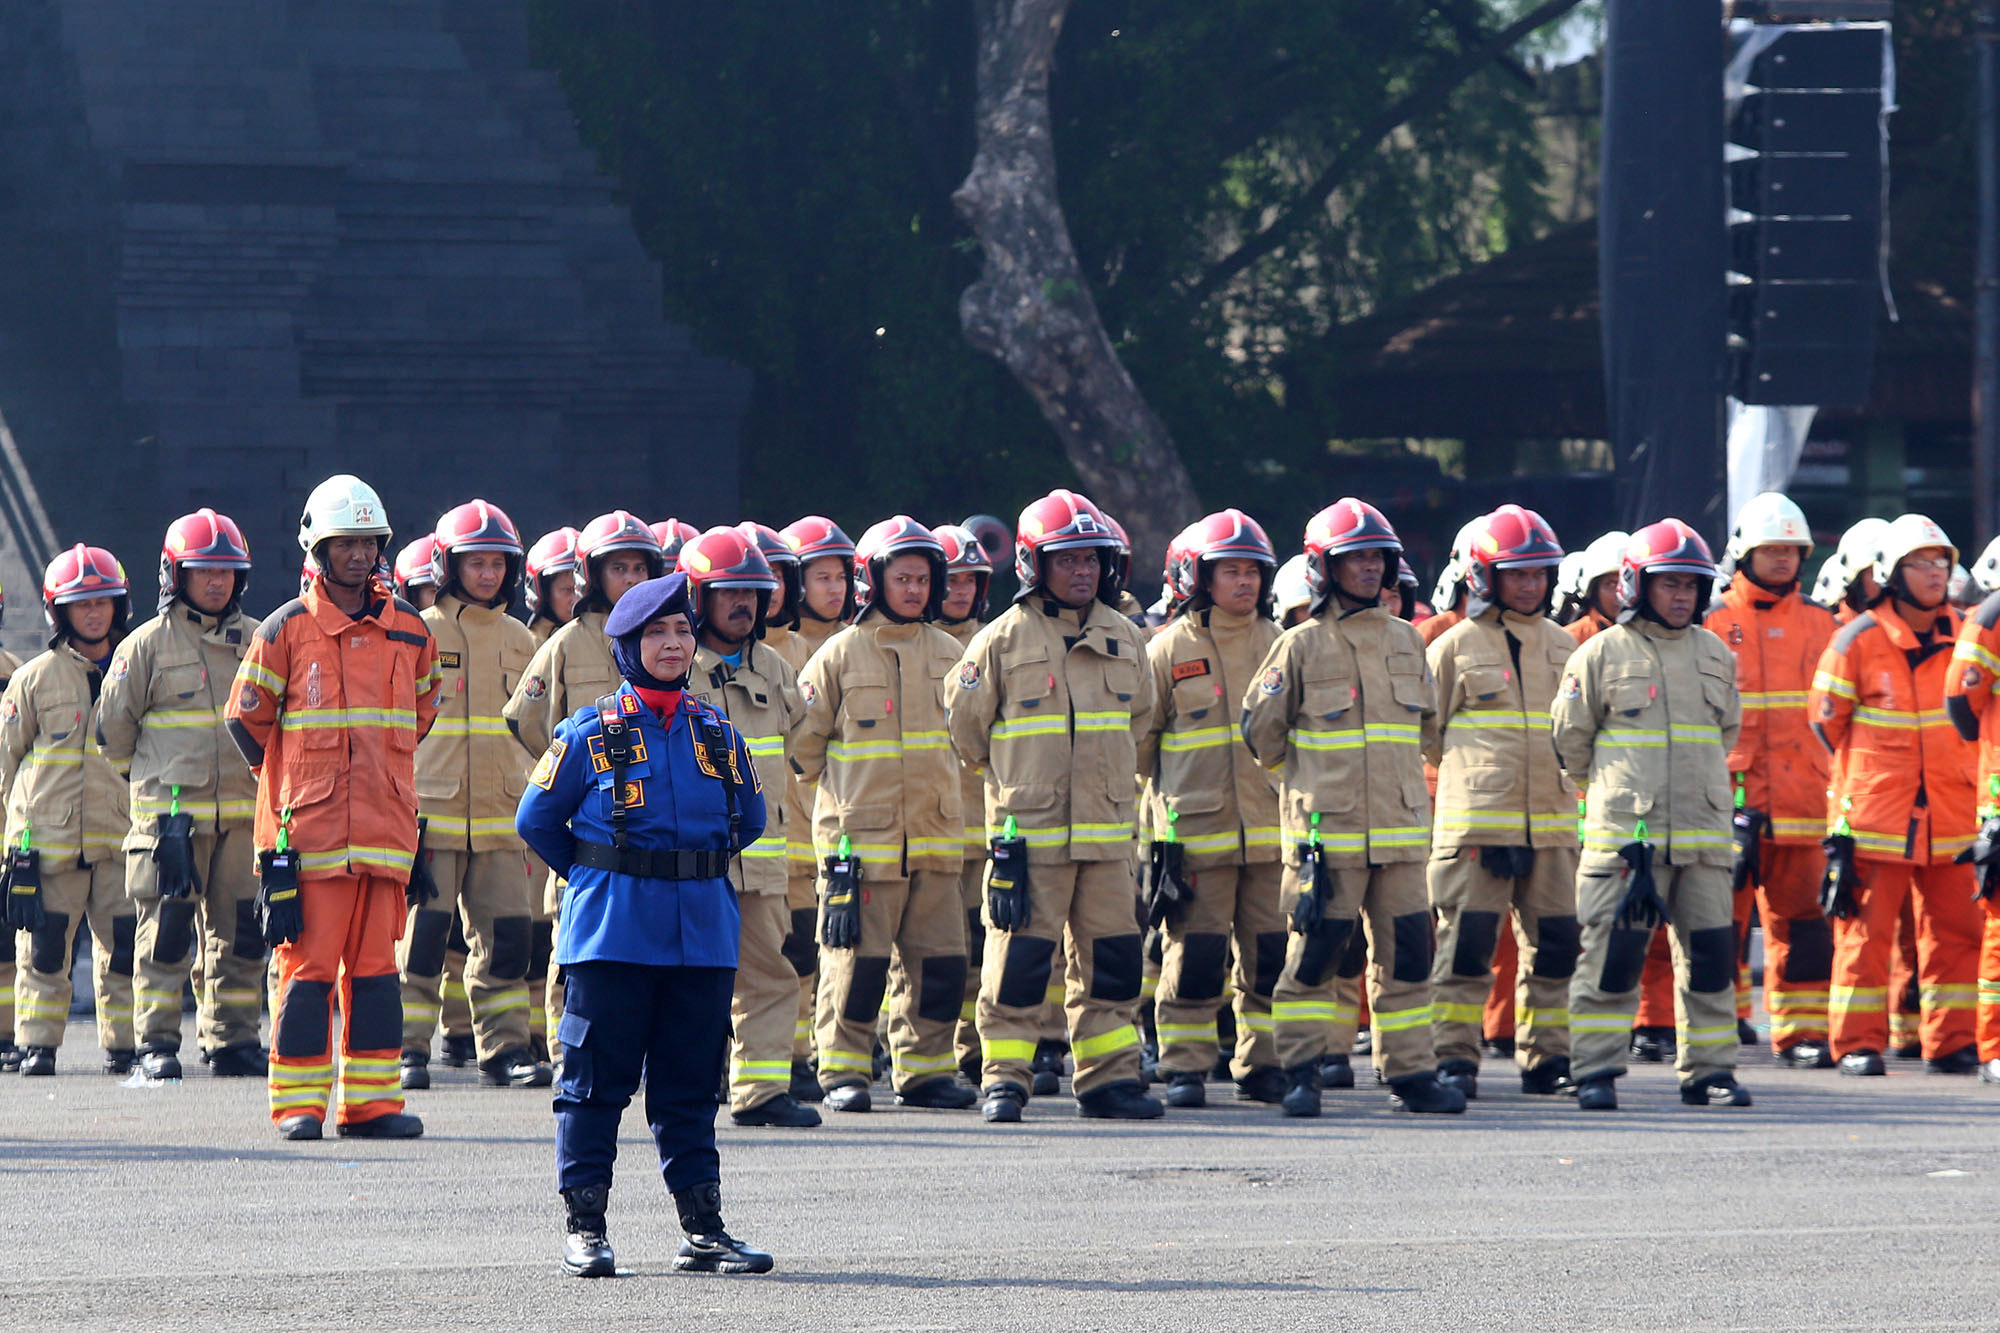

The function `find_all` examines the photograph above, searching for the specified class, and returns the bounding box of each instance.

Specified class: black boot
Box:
[561,1185,616,1278]
[672,1181,773,1274]
[824,1082,872,1113]
[1629,1027,1672,1063]
[1234,1065,1287,1104]
[729,1094,821,1128]
[139,1044,183,1082]
[19,1045,55,1076]
[1926,1044,1979,1075]
[1075,1078,1164,1120]
[338,1112,424,1139]
[1838,1049,1886,1077]
[479,1047,555,1088]
[1280,1062,1322,1118]
[1030,1041,1065,1096]
[895,1077,978,1109]
[789,1060,824,1103]
[1481,1035,1515,1060]
[1775,1040,1833,1069]
[1436,1058,1479,1101]
[1680,1072,1752,1106]
[441,1033,477,1068]
[1575,1073,1618,1110]
[206,1043,267,1077]
[1163,1072,1206,1108]
[957,1053,982,1087]
[399,1050,431,1091]
[1387,1071,1467,1114]
[103,1048,136,1076]
[981,1081,1027,1123]
[1738,1019,1760,1046]
[1318,1053,1355,1090]
[1520,1057,1575,1096]
[0,1042,21,1073]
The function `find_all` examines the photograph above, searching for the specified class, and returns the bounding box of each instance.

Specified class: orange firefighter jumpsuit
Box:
[228,581,443,1128]
[1944,593,2000,1067]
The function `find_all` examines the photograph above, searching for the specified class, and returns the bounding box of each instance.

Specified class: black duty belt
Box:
[572,841,730,880]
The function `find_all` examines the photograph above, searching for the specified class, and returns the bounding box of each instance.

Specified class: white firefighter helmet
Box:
[1971,535,2000,599]
[1870,513,1957,590]
[298,474,392,555]
[1430,518,1483,612]
[1832,517,1891,595]
[1273,553,1312,622]
[1578,530,1630,590]
[1724,492,1813,567]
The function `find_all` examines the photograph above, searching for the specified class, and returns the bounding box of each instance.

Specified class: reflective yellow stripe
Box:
[1598,727,1666,747]
[1074,711,1131,733]
[990,823,1070,848]
[991,716,1069,741]
[816,1049,873,1074]
[1071,1023,1140,1061]
[422,716,513,737]
[1738,690,1809,710]
[1570,1012,1633,1032]
[984,1038,1037,1062]
[895,1051,960,1075]
[827,739,906,762]
[1769,816,1823,838]
[297,845,417,873]
[1954,641,2000,675]
[140,707,229,729]
[904,730,952,751]
[1829,985,1887,1006]
[1178,830,1246,853]
[1448,711,1533,729]
[1294,729,1364,752]
[742,734,785,758]
[1273,1001,1342,1023]
[1072,821,1134,846]
[1433,1001,1485,1025]
[1364,722,1422,744]
[1369,826,1430,849]
[1812,670,1856,700]
[238,662,286,694]
[280,707,418,731]
[1680,1023,1737,1047]
[1155,1021,1218,1043]
[1160,726,1234,753]
[1518,1006,1569,1028]
[1373,1003,1432,1033]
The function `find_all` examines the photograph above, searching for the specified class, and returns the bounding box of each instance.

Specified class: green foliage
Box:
[528,2,1572,547]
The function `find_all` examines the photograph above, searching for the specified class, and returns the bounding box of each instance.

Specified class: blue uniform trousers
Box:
[554,960,735,1194]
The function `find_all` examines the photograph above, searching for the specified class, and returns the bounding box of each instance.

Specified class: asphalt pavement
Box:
[5,1018,1999,1332]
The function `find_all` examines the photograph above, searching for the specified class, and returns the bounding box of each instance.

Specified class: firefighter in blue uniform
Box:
[515,573,774,1278]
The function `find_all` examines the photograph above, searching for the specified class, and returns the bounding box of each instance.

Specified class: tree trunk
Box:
[952,0,1200,582]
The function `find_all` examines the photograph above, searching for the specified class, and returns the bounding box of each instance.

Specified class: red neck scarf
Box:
[632,685,682,720]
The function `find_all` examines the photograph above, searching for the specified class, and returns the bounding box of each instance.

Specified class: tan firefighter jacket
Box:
[767,616,840,877]
[792,616,965,877]
[1550,616,1740,870]
[943,596,1154,865]
[505,609,617,757]
[941,616,987,860]
[688,638,801,895]
[1425,606,1577,852]
[1137,606,1282,869]
[1239,604,1439,868]
[97,604,258,845]
[415,593,535,851]
[2,642,131,863]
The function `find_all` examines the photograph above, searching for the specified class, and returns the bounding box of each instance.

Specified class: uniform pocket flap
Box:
[556,1010,591,1049]
[415,772,462,801]
[1168,789,1224,817]
[276,769,338,810]
[1458,664,1510,701]
[837,803,899,831]
[999,781,1059,813]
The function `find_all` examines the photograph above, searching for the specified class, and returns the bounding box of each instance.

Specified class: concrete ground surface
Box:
[5,1018,1999,1331]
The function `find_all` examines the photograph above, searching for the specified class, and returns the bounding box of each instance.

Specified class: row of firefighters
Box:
[8,477,2000,1127]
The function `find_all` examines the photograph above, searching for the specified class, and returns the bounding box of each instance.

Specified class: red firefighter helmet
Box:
[1182,508,1276,613]
[781,515,856,622]
[1161,522,1201,612]
[575,510,666,606]
[650,518,700,563]
[1464,504,1565,607]
[159,507,251,613]
[44,543,130,643]
[1014,489,1118,603]
[429,499,524,602]
[1618,518,1718,613]
[679,525,779,641]
[393,535,440,600]
[854,516,947,621]
[1102,512,1133,599]
[736,520,801,628]
[525,526,580,617]
[1302,498,1402,611]
[933,522,993,623]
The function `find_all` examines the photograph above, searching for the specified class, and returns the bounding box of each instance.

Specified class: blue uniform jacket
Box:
[516,682,767,969]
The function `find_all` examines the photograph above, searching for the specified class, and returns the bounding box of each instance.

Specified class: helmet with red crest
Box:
[1179,508,1276,616]
[1464,504,1564,613]
[158,508,251,613]
[44,543,130,645]
[737,521,800,628]
[429,499,524,604]
[933,523,993,624]
[1159,522,1201,614]
[1301,498,1402,613]
[781,516,856,623]
[679,525,779,643]
[525,526,580,620]
[393,535,440,602]
[854,516,946,622]
[650,518,700,564]
[575,510,666,610]
[1014,489,1118,605]
[1618,519,1718,617]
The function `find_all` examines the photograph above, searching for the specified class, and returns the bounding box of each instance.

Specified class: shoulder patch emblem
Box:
[801,679,817,707]
[1819,696,1838,719]
[620,779,646,808]
[1966,665,1985,692]
[237,684,262,713]
[1,698,15,724]
[1558,673,1582,700]
[522,675,547,700]
[1172,659,1211,682]
[109,657,129,683]
[437,650,462,670]
[531,738,566,790]
[957,661,980,689]
[1258,666,1283,696]
[1727,624,1743,646]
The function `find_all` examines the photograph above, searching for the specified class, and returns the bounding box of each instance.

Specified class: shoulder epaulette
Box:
[1831,611,1878,655]
[256,599,308,643]
[1974,590,2000,632]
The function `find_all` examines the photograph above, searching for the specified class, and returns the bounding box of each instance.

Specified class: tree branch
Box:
[1187,0,1586,304]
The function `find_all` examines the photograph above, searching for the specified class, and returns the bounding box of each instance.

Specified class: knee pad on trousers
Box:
[1782,915,1834,982]
[1597,927,1652,994]
[1337,918,1369,978]
[404,908,453,979]
[841,955,892,1024]
[29,912,71,974]
[964,908,986,965]
[1531,914,1581,980]
[1688,926,1735,993]
[150,898,200,967]
[917,954,968,1024]
[347,973,403,1051]
[108,915,136,977]
[232,898,265,960]
[1252,931,1287,998]
[995,934,1058,1009]
[1293,917,1354,989]
[1171,932,1230,1003]
[782,908,817,977]
[275,977,336,1058]
[1090,934,1144,1003]
[1391,912,1432,984]
[447,911,470,955]
[488,915,531,981]
[528,918,553,984]
[1450,910,1501,978]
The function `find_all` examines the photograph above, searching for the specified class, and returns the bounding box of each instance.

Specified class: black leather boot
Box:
[139,1044,183,1082]
[1030,1041,1065,1096]
[399,1050,431,1091]
[479,1047,555,1088]
[1280,1062,1322,1118]
[1318,1053,1355,1089]
[790,1060,824,1102]
[1520,1056,1575,1096]
[1234,1065,1287,1104]
[1387,1070,1468,1114]
[1075,1078,1165,1119]
[672,1181,773,1274]
[1436,1058,1479,1101]
[1163,1071,1206,1108]
[0,1041,22,1073]
[206,1043,268,1077]
[561,1184,616,1278]
[441,1033,477,1068]
[19,1045,55,1076]
[103,1048,136,1075]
